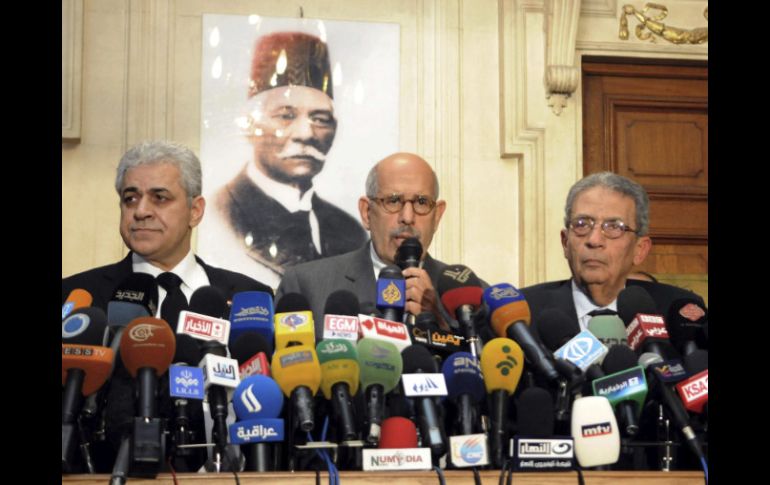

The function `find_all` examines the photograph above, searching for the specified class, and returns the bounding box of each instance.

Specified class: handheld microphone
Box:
[666,298,708,356]
[316,339,360,442]
[438,265,484,357]
[587,314,628,349]
[229,291,275,347]
[356,338,403,445]
[271,345,322,432]
[322,290,361,342]
[441,352,485,436]
[229,375,285,471]
[677,350,708,414]
[165,333,204,463]
[63,288,93,320]
[119,317,176,477]
[617,286,657,326]
[620,287,678,360]
[396,237,423,325]
[274,293,315,349]
[483,284,560,382]
[198,342,240,458]
[480,338,524,467]
[571,396,621,467]
[376,265,406,323]
[231,331,273,378]
[401,345,447,460]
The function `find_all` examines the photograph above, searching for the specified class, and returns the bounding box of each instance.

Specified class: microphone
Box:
[677,350,708,414]
[441,351,485,442]
[480,338,524,468]
[229,375,285,471]
[536,308,579,352]
[322,290,361,341]
[274,293,315,349]
[229,291,275,346]
[165,333,204,465]
[62,308,113,472]
[189,286,228,319]
[379,416,419,448]
[401,345,447,460]
[231,331,273,378]
[438,265,484,357]
[63,288,93,320]
[176,287,231,345]
[637,353,707,465]
[587,314,628,349]
[409,312,465,356]
[271,345,322,432]
[362,416,432,471]
[119,317,176,476]
[591,345,648,437]
[376,265,406,323]
[316,339,360,442]
[356,338,403,445]
[482,284,560,382]
[516,386,555,437]
[395,236,422,270]
[620,287,678,360]
[617,286,657,326]
[199,342,240,460]
[666,298,708,357]
[571,396,621,467]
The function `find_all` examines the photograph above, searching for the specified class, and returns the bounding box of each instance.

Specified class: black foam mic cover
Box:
[323,290,361,316]
[617,285,657,326]
[275,292,311,313]
[189,286,228,319]
[536,308,579,352]
[230,331,272,365]
[395,237,422,269]
[516,386,554,437]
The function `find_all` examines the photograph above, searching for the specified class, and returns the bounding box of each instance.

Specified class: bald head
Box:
[359,152,446,264]
[365,153,440,200]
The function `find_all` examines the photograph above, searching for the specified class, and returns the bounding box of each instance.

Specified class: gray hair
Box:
[564,171,650,236]
[365,160,440,199]
[115,140,202,204]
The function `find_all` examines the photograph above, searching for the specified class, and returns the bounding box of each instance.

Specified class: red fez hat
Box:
[249,32,333,99]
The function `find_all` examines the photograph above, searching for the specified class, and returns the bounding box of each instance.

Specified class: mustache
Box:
[390,226,421,239]
[278,144,327,162]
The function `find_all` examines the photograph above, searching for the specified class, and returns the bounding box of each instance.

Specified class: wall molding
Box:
[62,0,83,141]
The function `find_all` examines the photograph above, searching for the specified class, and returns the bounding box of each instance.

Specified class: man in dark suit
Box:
[520,171,704,336]
[62,140,272,473]
[209,32,366,288]
[277,152,456,336]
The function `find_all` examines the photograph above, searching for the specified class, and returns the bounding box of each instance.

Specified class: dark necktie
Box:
[157,272,188,326]
[588,308,618,317]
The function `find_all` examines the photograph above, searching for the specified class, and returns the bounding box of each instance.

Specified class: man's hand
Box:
[402,267,450,330]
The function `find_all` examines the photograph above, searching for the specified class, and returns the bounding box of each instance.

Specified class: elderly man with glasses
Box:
[521,171,705,335]
[276,152,461,337]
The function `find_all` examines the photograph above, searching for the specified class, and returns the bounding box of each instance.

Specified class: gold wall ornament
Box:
[619,3,708,44]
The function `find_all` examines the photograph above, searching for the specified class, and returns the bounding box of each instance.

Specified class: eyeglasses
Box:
[567,216,638,239]
[369,193,437,215]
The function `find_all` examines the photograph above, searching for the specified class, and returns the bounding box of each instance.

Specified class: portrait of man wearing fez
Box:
[197,16,400,288]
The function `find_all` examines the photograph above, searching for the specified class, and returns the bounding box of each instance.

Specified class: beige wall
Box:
[62,0,708,289]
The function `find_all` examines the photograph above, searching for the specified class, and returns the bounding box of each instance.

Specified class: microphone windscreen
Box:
[482,284,531,337]
[379,416,418,448]
[666,298,707,349]
[438,265,483,316]
[441,352,485,403]
[271,345,322,397]
[275,292,311,313]
[189,286,228,318]
[324,290,361,316]
[173,333,202,365]
[480,338,524,394]
[440,287,484,320]
[683,349,708,375]
[232,374,284,420]
[587,315,627,349]
[617,286,657,326]
[415,312,440,331]
[229,290,275,345]
[401,344,438,373]
[316,339,360,398]
[111,272,158,315]
[571,396,620,467]
[231,331,273,364]
[119,317,176,377]
[395,237,422,270]
[107,300,150,328]
[357,338,403,393]
[62,344,114,396]
[516,386,554,437]
[62,307,108,345]
[62,288,93,318]
[536,308,578,351]
[601,345,638,374]
[637,352,663,369]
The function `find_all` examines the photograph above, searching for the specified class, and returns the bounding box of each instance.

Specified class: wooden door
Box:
[582,57,708,303]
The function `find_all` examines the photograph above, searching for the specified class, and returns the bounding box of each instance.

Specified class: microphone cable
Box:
[431,465,446,485]
[700,456,709,484]
[471,466,482,485]
[307,416,339,485]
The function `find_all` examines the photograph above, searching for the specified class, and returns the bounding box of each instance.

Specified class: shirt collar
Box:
[246,161,315,212]
[131,249,209,296]
[571,279,619,329]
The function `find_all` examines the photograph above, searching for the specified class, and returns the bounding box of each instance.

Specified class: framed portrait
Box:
[196,14,400,288]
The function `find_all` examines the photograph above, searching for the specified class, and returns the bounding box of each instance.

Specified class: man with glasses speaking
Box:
[521,171,704,335]
[276,152,454,336]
